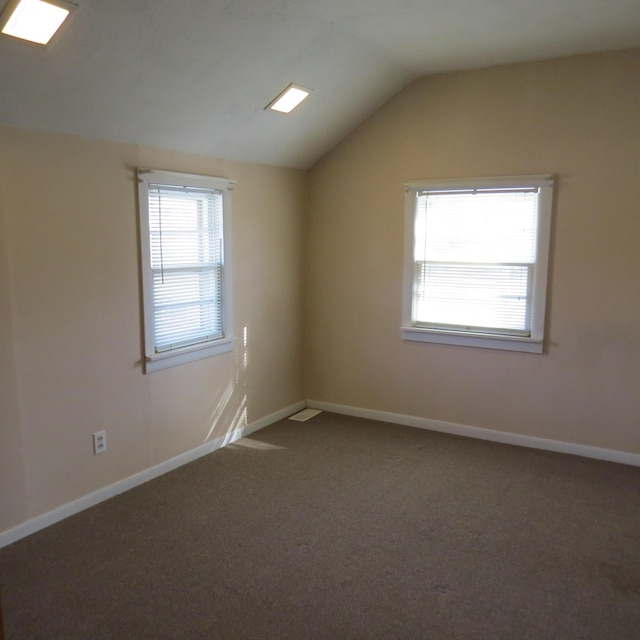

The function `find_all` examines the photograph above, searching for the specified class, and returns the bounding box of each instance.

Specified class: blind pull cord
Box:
[158,192,165,284]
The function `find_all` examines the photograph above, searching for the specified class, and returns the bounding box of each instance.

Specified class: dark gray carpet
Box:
[1,412,640,639]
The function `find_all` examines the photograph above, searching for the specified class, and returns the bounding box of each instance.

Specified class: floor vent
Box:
[288,409,323,422]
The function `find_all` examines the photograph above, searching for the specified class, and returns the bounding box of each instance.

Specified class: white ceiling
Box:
[1,0,640,169]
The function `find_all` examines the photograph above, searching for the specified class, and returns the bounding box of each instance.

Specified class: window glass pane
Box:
[415,263,531,333]
[149,188,222,269]
[415,190,538,264]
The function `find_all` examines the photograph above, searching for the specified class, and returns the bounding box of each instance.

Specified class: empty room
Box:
[1,1,639,638]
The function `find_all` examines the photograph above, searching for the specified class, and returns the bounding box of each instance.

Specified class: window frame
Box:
[401,174,554,354]
[137,169,235,373]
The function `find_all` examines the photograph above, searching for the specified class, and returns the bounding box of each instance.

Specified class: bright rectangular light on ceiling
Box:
[266,84,311,114]
[1,0,73,45]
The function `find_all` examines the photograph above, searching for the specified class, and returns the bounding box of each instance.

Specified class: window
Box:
[137,169,235,372]
[402,175,554,353]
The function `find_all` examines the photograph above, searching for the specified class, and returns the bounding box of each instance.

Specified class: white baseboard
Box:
[0,400,305,549]
[305,400,640,468]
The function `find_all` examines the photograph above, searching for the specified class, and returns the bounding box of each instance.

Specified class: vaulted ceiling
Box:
[2,0,640,169]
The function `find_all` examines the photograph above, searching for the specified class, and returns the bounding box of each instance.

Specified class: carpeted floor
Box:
[1,411,639,639]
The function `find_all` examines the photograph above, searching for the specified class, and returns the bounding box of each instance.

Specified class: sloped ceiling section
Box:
[1,0,640,169]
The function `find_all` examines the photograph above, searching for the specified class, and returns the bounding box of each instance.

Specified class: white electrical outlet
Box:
[93,430,107,455]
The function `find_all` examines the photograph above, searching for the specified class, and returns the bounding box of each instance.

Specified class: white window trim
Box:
[137,169,236,373]
[401,174,554,354]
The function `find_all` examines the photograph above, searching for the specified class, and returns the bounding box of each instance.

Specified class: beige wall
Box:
[0,152,28,529]
[305,49,640,453]
[0,126,306,533]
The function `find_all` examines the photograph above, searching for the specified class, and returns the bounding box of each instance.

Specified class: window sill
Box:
[401,327,543,354]
[145,337,235,373]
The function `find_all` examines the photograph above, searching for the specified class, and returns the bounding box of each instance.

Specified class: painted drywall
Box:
[0,154,28,529]
[0,126,305,533]
[305,49,640,454]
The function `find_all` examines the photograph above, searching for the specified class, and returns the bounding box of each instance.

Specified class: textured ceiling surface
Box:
[1,0,640,168]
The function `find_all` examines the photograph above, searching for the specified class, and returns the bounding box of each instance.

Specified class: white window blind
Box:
[414,188,538,336]
[149,185,224,352]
